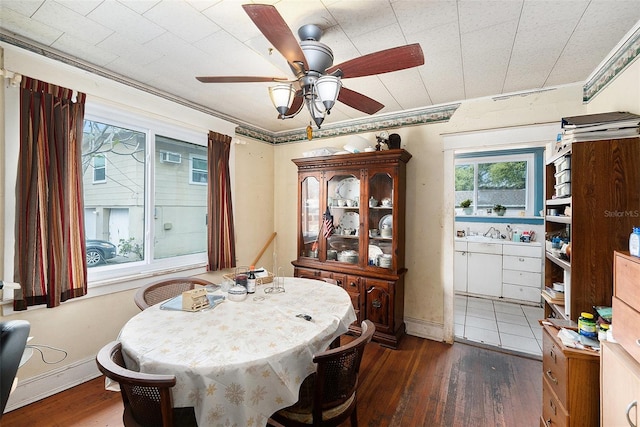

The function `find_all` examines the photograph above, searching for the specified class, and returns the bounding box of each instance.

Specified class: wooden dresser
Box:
[601,251,640,425]
[541,324,599,427]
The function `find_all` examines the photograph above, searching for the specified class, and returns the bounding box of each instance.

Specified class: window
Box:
[82,104,208,281]
[92,154,106,183]
[455,152,536,216]
[189,154,208,185]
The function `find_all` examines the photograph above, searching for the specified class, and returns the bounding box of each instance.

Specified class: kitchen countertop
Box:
[455,236,542,246]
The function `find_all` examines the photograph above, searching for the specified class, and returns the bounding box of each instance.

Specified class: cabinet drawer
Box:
[503,269,542,286]
[615,253,640,311]
[601,341,640,427]
[542,380,569,427]
[612,296,640,364]
[468,242,502,255]
[543,329,568,405]
[454,240,467,251]
[503,255,541,272]
[502,283,542,303]
[503,244,541,258]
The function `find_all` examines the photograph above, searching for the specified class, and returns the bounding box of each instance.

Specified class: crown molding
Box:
[583,24,640,103]
[236,103,461,144]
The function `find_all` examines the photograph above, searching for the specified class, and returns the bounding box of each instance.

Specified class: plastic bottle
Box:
[598,324,610,342]
[630,227,640,257]
[247,266,256,294]
[578,312,597,339]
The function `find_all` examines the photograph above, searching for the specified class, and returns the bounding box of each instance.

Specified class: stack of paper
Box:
[559,111,640,144]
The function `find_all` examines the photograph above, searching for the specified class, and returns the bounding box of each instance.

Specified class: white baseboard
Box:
[405,316,445,342]
[4,356,102,413]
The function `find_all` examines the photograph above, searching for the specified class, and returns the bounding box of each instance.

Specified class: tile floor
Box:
[455,294,544,358]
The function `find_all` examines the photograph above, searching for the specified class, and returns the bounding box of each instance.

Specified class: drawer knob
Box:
[545,369,558,385]
[519,257,525,262]
[543,419,551,427]
[636,339,640,347]
[550,349,557,363]
[626,400,637,427]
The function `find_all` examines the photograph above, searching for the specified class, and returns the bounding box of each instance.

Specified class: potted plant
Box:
[493,204,507,216]
[460,199,473,215]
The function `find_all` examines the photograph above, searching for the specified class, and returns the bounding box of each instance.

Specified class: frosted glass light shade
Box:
[269,84,296,116]
[306,98,325,128]
[316,75,341,111]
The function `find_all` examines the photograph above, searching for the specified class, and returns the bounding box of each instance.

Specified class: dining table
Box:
[117,276,357,427]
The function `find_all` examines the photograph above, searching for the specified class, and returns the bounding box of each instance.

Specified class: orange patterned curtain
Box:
[13,77,88,310]
[207,131,236,270]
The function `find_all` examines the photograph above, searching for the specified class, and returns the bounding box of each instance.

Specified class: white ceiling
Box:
[1,0,639,134]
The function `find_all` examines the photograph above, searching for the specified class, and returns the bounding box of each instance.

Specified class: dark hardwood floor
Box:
[2,335,542,427]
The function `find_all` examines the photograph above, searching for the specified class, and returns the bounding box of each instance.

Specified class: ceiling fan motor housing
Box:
[300,41,334,74]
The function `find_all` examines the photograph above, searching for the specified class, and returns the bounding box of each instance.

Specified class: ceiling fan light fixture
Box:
[269,84,296,116]
[306,98,325,128]
[316,75,341,112]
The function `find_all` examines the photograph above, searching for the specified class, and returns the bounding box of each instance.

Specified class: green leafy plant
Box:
[460,199,472,208]
[493,204,507,216]
[118,237,143,260]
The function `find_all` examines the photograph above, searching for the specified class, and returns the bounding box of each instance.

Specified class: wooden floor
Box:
[2,335,542,427]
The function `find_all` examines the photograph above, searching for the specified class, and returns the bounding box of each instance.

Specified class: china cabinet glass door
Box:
[300,176,320,258]
[325,173,360,264]
[368,172,394,269]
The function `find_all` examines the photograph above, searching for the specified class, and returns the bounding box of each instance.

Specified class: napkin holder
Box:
[182,288,210,311]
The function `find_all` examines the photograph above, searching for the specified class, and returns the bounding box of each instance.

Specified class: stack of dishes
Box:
[377,254,392,268]
[338,250,358,264]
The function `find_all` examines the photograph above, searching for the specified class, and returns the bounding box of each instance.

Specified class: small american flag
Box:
[323,207,334,238]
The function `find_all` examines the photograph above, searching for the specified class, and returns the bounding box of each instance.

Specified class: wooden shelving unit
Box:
[543,137,640,322]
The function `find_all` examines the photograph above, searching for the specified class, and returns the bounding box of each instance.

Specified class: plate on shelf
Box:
[335,177,360,200]
[368,245,383,262]
[339,212,359,230]
[379,214,392,230]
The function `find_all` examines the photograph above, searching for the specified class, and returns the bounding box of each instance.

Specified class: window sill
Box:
[0,262,209,316]
[455,215,544,224]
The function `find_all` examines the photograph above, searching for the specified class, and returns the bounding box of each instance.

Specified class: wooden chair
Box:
[269,320,375,427]
[96,341,197,427]
[134,277,214,310]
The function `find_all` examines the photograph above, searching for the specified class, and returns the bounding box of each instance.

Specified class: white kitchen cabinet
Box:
[502,243,542,303]
[454,240,468,293]
[467,242,502,297]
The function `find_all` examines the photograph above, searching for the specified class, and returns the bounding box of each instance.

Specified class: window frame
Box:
[82,102,209,286]
[189,153,208,185]
[92,154,107,183]
[455,152,536,217]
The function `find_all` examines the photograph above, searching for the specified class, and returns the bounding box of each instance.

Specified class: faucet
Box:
[483,226,501,239]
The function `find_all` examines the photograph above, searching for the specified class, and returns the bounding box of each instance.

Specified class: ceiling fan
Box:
[196,4,425,129]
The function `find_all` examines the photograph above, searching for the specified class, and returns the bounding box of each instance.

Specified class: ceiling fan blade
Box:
[196,76,290,83]
[278,91,304,118]
[327,43,424,78]
[337,87,384,115]
[242,4,308,71]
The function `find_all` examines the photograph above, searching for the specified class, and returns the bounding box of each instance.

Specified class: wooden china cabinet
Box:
[291,149,411,348]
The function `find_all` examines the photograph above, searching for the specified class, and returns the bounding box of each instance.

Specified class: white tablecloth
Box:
[118,277,357,427]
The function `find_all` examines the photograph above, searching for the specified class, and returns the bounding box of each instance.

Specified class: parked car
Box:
[86,239,117,267]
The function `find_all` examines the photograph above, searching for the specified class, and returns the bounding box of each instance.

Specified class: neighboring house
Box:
[82,122,208,261]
